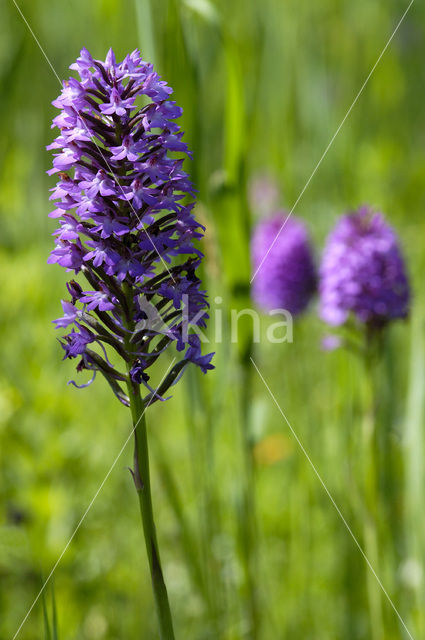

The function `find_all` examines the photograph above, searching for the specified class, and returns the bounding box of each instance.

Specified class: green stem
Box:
[238,340,260,640]
[126,378,176,640]
[122,281,175,639]
[362,331,384,640]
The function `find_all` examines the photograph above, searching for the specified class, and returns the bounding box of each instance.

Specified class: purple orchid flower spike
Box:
[47,48,215,640]
[48,47,214,405]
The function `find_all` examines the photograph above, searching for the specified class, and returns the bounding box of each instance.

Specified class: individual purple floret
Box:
[48,48,213,405]
[251,213,316,314]
[319,206,410,329]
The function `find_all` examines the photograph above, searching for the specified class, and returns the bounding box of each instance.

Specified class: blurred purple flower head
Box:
[319,206,410,329]
[48,48,213,405]
[321,334,342,351]
[251,213,316,315]
[248,173,280,217]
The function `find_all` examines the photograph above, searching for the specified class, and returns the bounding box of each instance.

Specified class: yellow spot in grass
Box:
[254,433,293,466]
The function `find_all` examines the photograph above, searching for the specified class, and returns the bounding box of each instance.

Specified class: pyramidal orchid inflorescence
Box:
[251,213,316,315]
[319,206,410,329]
[47,48,213,406]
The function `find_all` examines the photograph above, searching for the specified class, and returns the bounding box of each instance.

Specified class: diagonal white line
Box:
[250,357,415,640]
[251,0,414,285]
[12,0,176,282]
[11,0,62,83]
[11,358,176,640]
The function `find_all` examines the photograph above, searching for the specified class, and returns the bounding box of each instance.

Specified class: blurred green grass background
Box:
[1,0,425,638]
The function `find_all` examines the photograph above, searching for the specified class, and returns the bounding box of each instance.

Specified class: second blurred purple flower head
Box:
[251,213,316,315]
[319,206,410,329]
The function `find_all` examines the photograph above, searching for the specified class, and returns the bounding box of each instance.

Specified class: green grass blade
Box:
[134,0,157,64]
[51,580,59,640]
[41,587,52,640]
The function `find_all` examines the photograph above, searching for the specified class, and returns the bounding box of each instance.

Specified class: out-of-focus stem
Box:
[362,331,384,640]
[238,336,261,640]
[184,367,228,637]
[152,434,207,601]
